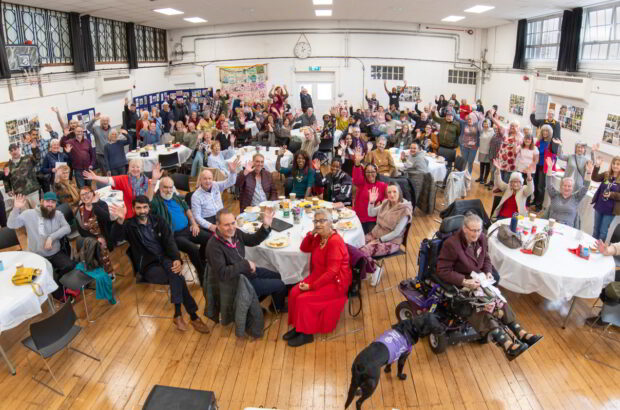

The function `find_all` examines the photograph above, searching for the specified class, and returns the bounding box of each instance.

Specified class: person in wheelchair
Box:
[436,213,542,360]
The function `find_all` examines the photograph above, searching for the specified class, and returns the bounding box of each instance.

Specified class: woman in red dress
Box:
[284,209,352,347]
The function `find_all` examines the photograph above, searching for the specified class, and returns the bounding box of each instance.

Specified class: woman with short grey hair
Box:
[556,140,597,192]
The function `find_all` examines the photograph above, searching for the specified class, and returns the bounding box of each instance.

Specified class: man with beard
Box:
[150,176,211,287]
[7,192,74,299]
[109,196,210,333]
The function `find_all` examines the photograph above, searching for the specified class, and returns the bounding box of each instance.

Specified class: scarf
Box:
[371,200,413,244]
[130,174,149,197]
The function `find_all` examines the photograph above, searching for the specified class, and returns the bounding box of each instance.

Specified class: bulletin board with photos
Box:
[133,88,213,112]
[508,94,525,116]
[67,108,96,130]
[5,114,40,145]
[399,86,421,103]
[602,113,620,146]
[549,102,584,133]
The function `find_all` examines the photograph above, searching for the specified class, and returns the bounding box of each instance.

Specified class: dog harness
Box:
[375,329,412,364]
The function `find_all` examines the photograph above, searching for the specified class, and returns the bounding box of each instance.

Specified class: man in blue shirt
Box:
[150,176,211,287]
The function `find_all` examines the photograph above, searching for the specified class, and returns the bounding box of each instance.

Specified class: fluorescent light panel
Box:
[464,5,495,13]
[153,8,184,16]
[315,9,332,16]
[313,0,333,4]
[184,17,207,23]
[442,15,465,22]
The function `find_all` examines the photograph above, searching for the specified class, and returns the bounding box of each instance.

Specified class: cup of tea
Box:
[548,219,556,229]
[289,192,297,200]
[312,197,319,206]
[529,213,536,222]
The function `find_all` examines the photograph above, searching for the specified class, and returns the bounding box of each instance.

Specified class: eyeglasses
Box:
[80,192,93,198]
[464,225,482,234]
[365,171,377,175]
[313,219,328,225]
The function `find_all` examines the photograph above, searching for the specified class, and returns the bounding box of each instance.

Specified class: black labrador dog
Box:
[344,313,444,410]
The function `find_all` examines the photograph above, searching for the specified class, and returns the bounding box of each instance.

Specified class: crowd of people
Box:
[0,82,616,353]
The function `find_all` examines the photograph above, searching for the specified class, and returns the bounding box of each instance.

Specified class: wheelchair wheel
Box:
[395,301,414,322]
[429,333,447,354]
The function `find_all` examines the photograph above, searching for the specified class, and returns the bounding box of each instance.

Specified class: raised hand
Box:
[152,163,162,181]
[492,158,500,169]
[94,112,101,120]
[339,139,346,150]
[263,207,275,228]
[586,160,594,174]
[65,144,72,153]
[51,107,59,113]
[243,160,255,175]
[228,158,240,173]
[63,127,70,137]
[592,143,600,152]
[109,203,126,221]
[13,194,26,209]
[229,133,236,146]
[354,146,364,164]
[44,123,53,133]
[552,138,562,145]
[369,186,379,204]
[312,158,320,170]
[82,169,97,180]
[545,156,553,170]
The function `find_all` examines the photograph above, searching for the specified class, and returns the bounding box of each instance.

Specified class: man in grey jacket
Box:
[7,192,74,298]
[86,112,111,174]
[400,141,428,174]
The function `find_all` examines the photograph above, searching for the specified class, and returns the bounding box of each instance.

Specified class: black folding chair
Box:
[158,151,180,172]
[584,302,620,371]
[0,226,20,250]
[374,222,412,293]
[126,247,170,319]
[169,173,190,192]
[21,302,100,396]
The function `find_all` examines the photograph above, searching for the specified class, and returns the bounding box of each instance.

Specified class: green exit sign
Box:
[309,66,321,71]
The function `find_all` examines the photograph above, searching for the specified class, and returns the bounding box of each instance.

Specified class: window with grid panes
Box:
[581,4,620,60]
[525,16,562,60]
[1,2,72,65]
[135,24,166,62]
[90,17,128,63]
[370,65,404,80]
[447,69,476,85]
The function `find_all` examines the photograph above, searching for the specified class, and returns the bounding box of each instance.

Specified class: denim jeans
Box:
[191,151,204,177]
[593,211,615,241]
[249,267,287,310]
[74,169,87,188]
[461,146,478,175]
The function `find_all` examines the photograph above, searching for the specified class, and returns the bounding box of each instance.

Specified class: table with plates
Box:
[231,146,293,172]
[390,148,448,182]
[126,144,193,172]
[487,218,615,327]
[243,200,365,285]
[549,171,598,237]
[0,252,57,374]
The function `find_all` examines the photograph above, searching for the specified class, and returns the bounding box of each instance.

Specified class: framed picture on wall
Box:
[553,103,584,133]
[508,94,525,116]
[602,113,620,146]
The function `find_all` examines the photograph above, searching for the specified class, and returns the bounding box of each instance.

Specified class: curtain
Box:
[80,15,95,72]
[126,22,138,69]
[0,0,11,78]
[557,8,583,72]
[512,19,527,70]
[69,12,87,73]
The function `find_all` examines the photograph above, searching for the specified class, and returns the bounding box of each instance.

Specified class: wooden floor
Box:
[2,171,620,410]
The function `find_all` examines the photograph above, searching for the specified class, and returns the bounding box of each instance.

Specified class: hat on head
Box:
[42,192,58,202]
[8,143,19,151]
[509,172,524,184]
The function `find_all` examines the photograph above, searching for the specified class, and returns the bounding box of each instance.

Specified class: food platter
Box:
[336,220,355,231]
[266,237,289,248]
[337,208,356,219]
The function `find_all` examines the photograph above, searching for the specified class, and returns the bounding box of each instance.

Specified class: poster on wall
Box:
[69,108,96,130]
[5,114,39,145]
[603,113,620,146]
[508,94,525,116]
[399,86,421,103]
[550,103,584,133]
[219,64,268,101]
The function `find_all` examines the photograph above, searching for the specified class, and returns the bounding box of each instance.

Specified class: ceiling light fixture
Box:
[184,17,207,23]
[464,5,495,13]
[441,15,465,22]
[315,9,332,17]
[313,0,333,5]
[153,8,184,16]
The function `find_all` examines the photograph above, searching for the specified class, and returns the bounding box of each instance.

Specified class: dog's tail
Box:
[344,363,365,409]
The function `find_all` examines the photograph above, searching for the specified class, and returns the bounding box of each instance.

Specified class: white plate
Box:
[338,209,356,219]
[265,237,289,248]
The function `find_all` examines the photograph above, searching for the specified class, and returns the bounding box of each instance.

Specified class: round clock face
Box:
[294,41,311,59]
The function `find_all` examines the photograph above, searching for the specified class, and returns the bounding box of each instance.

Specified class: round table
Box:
[550,171,598,237]
[0,251,57,374]
[244,202,365,285]
[232,147,293,172]
[390,149,447,182]
[488,218,615,327]
[126,144,192,172]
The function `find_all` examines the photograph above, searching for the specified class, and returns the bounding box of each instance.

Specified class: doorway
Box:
[295,71,335,119]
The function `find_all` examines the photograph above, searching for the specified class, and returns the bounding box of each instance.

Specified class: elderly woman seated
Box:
[491,158,534,220]
[284,209,352,347]
[437,213,542,360]
[545,157,593,227]
[207,138,236,177]
[53,164,79,209]
[361,183,413,286]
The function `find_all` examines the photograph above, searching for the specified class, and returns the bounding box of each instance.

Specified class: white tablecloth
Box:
[231,147,292,172]
[244,203,365,285]
[126,145,193,172]
[390,149,447,182]
[488,219,615,301]
[0,252,57,332]
[550,171,597,236]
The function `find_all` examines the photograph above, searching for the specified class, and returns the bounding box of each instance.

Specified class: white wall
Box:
[483,22,620,161]
[0,63,168,162]
[167,20,483,111]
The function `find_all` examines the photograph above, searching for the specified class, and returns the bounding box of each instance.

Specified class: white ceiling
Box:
[11,0,605,29]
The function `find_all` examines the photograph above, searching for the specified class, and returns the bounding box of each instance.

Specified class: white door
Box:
[295,71,335,119]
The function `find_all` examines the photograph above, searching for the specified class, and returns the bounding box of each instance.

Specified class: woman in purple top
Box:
[591,155,620,242]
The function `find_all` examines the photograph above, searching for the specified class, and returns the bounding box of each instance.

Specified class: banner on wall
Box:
[508,94,525,116]
[218,64,268,101]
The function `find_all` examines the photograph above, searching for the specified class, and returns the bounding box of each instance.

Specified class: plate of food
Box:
[338,208,356,219]
[237,212,258,222]
[336,220,355,231]
[266,237,289,248]
[245,206,260,214]
[242,221,262,233]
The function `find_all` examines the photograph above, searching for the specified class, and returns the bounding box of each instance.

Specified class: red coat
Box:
[459,104,472,120]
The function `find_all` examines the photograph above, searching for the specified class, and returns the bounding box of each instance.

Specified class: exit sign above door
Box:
[308,66,321,71]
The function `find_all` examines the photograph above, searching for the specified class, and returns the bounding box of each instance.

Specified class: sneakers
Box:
[371,265,384,287]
